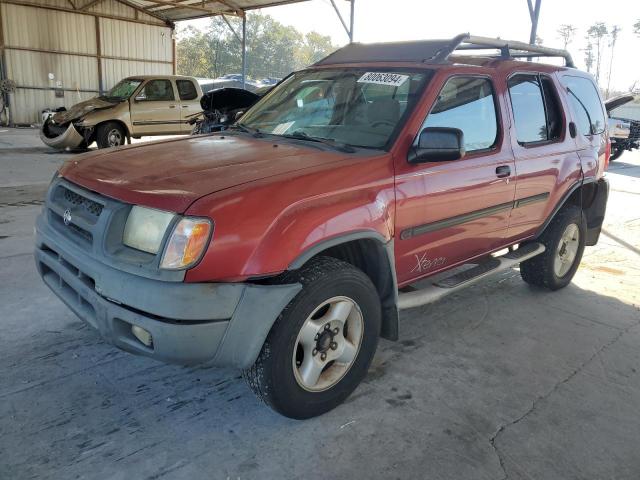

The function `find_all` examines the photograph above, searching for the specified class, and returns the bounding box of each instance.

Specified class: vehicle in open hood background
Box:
[606,94,639,161]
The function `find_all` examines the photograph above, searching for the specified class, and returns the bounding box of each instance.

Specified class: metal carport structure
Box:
[0,0,355,124]
[122,0,356,88]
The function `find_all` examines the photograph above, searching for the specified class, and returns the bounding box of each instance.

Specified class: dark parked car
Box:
[190,87,261,134]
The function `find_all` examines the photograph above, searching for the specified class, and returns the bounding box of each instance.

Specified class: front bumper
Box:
[35,213,301,367]
[40,121,85,150]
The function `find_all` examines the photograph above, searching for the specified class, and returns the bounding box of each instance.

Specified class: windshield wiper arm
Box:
[231,123,264,137]
[282,131,356,153]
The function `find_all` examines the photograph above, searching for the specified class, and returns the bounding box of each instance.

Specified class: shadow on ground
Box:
[1,257,639,480]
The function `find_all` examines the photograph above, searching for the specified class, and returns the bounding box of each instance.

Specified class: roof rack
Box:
[446,34,575,68]
[315,33,575,68]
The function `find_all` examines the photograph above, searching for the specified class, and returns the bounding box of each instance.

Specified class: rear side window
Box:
[561,76,605,135]
[177,80,198,101]
[138,79,174,101]
[508,75,547,144]
[420,76,498,152]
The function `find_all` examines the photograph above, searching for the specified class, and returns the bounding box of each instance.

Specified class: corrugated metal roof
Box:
[126,0,319,22]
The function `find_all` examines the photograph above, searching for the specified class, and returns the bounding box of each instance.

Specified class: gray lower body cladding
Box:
[35,214,301,368]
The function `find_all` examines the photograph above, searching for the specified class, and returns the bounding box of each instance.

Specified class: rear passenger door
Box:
[394,75,516,285]
[176,79,202,132]
[505,73,582,240]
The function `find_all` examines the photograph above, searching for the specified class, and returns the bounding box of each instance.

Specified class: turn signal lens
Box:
[160,217,212,270]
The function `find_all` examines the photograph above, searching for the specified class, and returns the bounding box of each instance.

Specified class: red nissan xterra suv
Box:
[36,35,610,419]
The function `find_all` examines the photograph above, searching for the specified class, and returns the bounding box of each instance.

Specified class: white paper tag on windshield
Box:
[357,72,409,87]
[272,121,295,134]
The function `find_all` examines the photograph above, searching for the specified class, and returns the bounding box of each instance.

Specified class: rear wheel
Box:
[96,122,126,149]
[243,257,381,419]
[520,204,586,290]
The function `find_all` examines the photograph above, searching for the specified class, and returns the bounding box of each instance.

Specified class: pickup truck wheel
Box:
[96,122,125,149]
[243,256,381,419]
[609,146,624,161]
[520,204,586,290]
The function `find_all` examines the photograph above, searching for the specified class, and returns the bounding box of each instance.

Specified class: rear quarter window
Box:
[561,76,605,135]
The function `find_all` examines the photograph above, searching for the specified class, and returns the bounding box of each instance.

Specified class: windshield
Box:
[238,68,431,149]
[105,79,143,99]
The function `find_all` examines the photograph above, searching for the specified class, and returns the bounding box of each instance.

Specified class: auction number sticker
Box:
[357,72,409,87]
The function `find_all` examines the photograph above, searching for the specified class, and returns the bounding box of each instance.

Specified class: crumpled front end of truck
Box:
[40,118,87,150]
[40,97,120,150]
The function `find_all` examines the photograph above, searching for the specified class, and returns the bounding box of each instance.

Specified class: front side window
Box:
[561,76,606,135]
[137,79,175,102]
[508,74,548,144]
[177,80,198,101]
[419,76,498,152]
[238,68,431,149]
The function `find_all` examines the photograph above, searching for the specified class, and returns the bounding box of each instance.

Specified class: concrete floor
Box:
[1,128,639,480]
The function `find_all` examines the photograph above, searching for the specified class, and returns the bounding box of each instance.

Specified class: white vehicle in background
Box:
[606,94,639,161]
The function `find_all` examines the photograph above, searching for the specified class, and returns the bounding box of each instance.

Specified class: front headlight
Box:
[160,217,212,270]
[123,206,175,254]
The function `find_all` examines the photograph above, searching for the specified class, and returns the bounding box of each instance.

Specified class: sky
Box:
[181,0,640,93]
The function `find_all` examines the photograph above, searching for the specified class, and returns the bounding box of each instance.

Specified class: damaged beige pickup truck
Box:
[40,75,203,150]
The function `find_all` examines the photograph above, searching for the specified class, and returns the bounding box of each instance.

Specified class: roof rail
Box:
[439,34,575,68]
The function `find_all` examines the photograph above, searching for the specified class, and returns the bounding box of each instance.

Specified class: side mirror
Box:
[234,110,245,121]
[134,94,146,102]
[408,127,465,163]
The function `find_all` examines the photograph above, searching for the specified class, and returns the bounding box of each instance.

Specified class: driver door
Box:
[130,79,182,135]
[394,74,516,286]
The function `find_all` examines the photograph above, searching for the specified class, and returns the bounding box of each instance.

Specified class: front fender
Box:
[184,153,396,282]
[244,188,394,276]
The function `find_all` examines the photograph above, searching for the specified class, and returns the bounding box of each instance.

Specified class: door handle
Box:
[496,165,511,178]
[182,105,189,108]
[169,104,176,108]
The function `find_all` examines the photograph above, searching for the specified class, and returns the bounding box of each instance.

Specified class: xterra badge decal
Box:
[411,252,446,273]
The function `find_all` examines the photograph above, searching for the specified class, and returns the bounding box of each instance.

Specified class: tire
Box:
[520,204,586,290]
[243,256,381,419]
[609,146,624,161]
[96,122,126,149]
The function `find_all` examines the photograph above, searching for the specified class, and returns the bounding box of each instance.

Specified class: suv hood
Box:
[52,97,120,124]
[59,134,350,213]
[605,94,635,113]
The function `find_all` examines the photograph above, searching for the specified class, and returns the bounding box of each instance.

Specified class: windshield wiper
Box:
[231,123,264,137]
[281,130,356,153]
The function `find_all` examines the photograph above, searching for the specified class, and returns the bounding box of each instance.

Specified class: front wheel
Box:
[96,122,126,149]
[243,257,381,419]
[520,204,586,290]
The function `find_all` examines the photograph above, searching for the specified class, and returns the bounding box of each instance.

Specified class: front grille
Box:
[47,181,109,249]
[61,186,104,217]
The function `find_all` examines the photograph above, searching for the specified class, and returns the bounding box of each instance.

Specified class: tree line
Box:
[556,19,640,96]
[176,13,338,81]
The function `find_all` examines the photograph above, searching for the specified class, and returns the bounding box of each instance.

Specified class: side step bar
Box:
[398,243,545,310]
